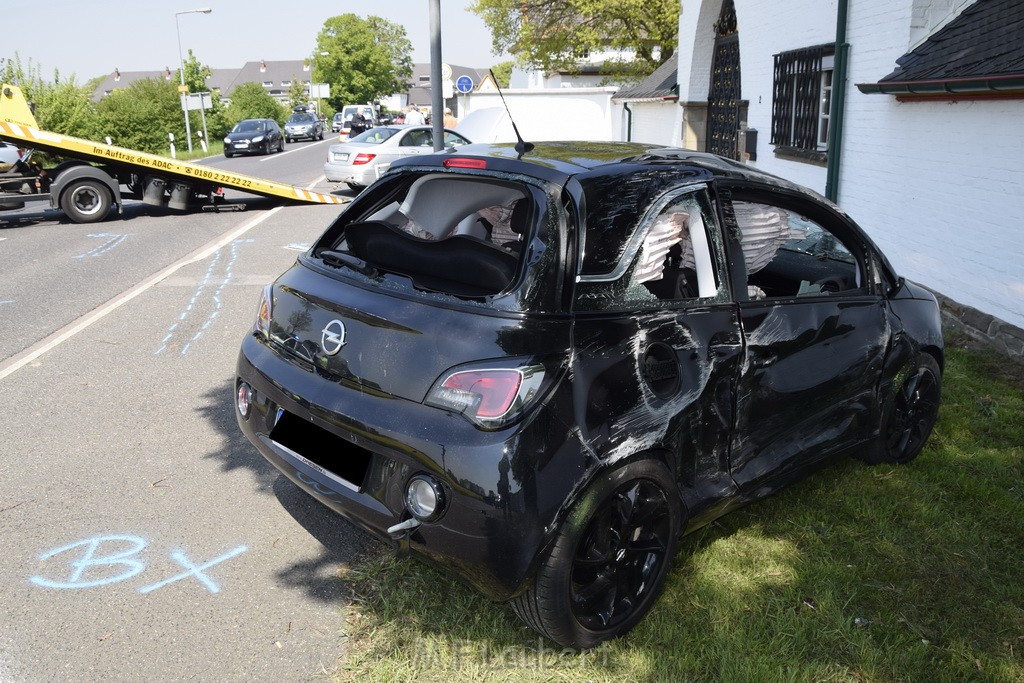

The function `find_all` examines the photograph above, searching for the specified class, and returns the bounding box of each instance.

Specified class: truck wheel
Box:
[60,180,112,224]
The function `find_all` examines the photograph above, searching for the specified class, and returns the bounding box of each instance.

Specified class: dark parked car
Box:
[234,142,943,649]
[284,111,323,142]
[223,118,283,157]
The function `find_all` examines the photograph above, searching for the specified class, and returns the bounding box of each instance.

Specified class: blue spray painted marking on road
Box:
[155,239,253,355]
[73,233,131,259]
[29,535,148,589]
[0,300,14,305]
[29,536,247,594]
[139,545,248,594]
[180,239,251,355]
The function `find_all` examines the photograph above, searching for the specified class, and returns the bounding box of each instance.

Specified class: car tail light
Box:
[425,364,546,429]
[254,285,272,338]
[443,157,487,169]
[352,153,376,165]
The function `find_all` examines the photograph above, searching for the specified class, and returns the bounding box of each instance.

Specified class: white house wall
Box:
[624,102,683,147]
[677,0,1024,330]
[841,1,1024,330]
[458,88,623,142]
[732,0,837,192]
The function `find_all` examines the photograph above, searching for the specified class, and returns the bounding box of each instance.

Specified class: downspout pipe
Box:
[825,0,850,202]
[623,102,633,142]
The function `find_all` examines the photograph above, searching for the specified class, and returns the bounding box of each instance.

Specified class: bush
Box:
[94,79,185,154]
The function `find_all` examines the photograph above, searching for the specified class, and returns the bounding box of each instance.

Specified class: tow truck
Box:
[0,83,347,223]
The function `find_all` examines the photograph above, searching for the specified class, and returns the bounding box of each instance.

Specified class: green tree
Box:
[470,0,679,78]
[489,60,514,88]
[94,78,184,154]
[176,49,211,94]
[287,79,310,111]
[175,49,221,147]
[314,14,413,108]
[1,53,99,140]
[220,82,288,130]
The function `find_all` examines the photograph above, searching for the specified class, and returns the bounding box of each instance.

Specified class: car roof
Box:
[389,141,809,192]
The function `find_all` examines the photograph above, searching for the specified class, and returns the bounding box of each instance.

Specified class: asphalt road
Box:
[0,137,381,680]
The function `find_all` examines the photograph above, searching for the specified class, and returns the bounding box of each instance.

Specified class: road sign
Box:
[185,92,213,111]
[455,75,474,94]
[441,63,453,80]
[443,79,454,99]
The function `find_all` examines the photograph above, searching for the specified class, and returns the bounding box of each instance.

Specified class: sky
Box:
[3,0,508,83]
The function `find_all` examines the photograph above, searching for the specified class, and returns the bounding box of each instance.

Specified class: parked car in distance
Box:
[336,104,377,140]
[284,111,323,142]
[323,125,471,191]
[235,142,943,651]
[223,119,283,157]
[331,112,346,133]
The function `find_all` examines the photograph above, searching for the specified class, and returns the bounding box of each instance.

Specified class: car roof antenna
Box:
[489,69,534,158]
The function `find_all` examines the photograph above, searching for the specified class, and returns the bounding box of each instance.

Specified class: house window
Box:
[262,81,273,87]
[281,80,292,87]
[771,44,834,162]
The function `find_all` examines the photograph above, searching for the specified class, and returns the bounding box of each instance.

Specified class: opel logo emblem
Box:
[320,319,347,356]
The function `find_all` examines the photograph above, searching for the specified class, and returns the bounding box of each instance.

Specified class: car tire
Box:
[60,179,113,224]
[224,151,233,158]
[345,182,364,192]
[511,458,682,650]
[862,352,941,465]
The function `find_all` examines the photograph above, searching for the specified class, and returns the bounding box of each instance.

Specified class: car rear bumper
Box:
[235,332,575,600]
[323,162,375,185]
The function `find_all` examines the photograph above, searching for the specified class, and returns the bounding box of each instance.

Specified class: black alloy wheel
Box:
[863,353,942,464]
[512,459,681,650]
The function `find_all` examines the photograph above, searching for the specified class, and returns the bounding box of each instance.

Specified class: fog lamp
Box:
[405,475,446,522]
[237,382,252,418]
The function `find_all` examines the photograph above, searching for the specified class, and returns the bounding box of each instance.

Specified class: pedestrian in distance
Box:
[405,105,425,126]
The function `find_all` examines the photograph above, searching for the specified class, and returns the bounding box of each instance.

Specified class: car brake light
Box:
[426,365,546,428]
[353,153,376,165]
[255,285,272,338]
[443,158,487,169]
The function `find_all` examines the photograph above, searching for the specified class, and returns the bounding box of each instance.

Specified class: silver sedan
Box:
[323,125,471,191]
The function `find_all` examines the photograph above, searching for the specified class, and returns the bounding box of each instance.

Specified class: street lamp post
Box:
[175,7,212,153]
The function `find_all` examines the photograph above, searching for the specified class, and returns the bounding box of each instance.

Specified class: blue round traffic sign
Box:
[455,75,474,94]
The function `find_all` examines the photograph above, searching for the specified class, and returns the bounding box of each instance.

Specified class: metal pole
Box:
[429,0,444,151]
[825,0,850,203]
[175,8,212,154]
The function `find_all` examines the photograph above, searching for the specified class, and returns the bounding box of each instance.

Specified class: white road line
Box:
[0,206,284,382]
[260,137,334,161]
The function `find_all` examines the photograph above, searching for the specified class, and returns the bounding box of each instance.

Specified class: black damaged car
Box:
[234,142,943,649]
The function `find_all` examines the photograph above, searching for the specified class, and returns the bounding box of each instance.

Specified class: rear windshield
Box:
[350,128,398,144]
[313,173,539,302]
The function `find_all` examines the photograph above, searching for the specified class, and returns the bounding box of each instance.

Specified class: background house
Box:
[676,0,1023,353]
[612,58,682,146]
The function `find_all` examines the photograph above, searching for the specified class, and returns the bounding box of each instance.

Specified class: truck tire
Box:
[60,179,113,224]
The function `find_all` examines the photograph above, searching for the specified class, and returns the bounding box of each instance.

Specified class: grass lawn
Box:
[335,334,1024,682]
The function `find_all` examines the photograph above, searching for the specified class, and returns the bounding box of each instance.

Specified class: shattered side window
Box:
[732,200,865,300]
[575,188,724,312]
